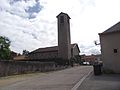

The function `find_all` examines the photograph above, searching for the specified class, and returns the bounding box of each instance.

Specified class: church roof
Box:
[56,12,71,19]
[29,43,80,54]
[99,22,120,35]
[30,46,58,53]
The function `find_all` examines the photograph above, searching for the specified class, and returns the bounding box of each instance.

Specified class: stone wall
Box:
[0,61,57,77]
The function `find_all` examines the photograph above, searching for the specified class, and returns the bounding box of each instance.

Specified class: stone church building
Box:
[28,12,80,64]
[99,21,120,73]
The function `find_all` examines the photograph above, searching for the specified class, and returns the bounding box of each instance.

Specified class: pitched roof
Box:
[30,46,58,53]
[71,43,80,53]
[99,22,120,35]
[29,43,80,54]
[56,12,71,19]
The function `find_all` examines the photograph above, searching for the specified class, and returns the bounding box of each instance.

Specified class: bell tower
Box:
[56,12,71,60]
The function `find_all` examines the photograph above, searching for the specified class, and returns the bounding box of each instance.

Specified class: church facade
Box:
[28,12,80,64]
[28,44,80,60]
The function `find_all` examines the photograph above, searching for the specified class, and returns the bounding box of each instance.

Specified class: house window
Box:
[60,16,64,23]
[113,49,118,53]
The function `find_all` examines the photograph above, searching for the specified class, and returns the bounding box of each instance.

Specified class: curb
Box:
[71,70,93,90]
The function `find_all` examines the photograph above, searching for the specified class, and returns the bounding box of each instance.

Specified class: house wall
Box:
[29,51,58,60]
[81,55,96,65]
[100,32,120,73]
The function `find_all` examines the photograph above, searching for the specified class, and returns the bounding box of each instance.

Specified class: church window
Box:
[60,16,64,23]
[113,49,118,53]
[67,19,69,23]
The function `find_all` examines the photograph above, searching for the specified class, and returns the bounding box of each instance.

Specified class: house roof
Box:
[10,51,17,55]
[29,43,80,54]
[14,55,28,60]
[71,43,80,53]
[99,22,120,35]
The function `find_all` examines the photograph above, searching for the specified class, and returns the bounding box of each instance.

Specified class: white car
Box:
[83,62,90,65]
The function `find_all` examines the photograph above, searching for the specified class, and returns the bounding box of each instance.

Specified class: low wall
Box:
[0,61,57,77]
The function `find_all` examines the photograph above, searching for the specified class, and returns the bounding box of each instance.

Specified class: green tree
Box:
[0,36,11,60]
[22,50,29,55]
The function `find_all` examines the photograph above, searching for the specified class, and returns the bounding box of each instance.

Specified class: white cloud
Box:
[0,0,120,55]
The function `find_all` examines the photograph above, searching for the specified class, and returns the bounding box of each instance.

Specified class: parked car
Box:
[83,62,90,65]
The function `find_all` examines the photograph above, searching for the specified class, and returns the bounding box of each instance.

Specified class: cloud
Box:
[79,41,101,55]
[0,0,120,55]
[0,0,57,53]
[25,1,43,19]
[0,0,42,19]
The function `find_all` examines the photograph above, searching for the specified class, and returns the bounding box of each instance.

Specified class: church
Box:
[28,12,80,65]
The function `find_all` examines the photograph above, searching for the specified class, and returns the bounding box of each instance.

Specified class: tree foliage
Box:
[22,50,29,55]
[0,36,11,60]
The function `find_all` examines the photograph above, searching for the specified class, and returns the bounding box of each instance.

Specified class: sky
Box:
[0,0,120,55]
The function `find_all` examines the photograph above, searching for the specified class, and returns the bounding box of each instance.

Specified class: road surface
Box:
[78,72,120,90]
[0,66,92,90]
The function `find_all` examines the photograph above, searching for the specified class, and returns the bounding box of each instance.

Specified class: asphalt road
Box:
[0,66,92,90]
[78,72,120,90]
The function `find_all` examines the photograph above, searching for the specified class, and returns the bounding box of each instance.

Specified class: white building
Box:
[99,22,120,73]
